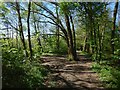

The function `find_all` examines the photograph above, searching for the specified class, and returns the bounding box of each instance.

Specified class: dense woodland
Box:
[0,1,120,89]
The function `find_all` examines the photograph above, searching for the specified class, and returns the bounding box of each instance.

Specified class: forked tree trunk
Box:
[64,13,77,61]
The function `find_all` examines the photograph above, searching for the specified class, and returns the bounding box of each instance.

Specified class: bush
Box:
[92,61,120,89]
[2,45,48,88]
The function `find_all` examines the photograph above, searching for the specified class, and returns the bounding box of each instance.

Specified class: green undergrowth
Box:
[2,46,49,88]
[92,61,120,89]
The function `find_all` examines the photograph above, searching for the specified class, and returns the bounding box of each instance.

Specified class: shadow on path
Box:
[40,55,105,90]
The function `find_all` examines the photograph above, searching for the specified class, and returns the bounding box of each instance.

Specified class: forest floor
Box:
[40,54,105,90]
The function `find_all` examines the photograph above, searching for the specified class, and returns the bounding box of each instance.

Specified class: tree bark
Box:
[16,29,18,48]
[64,13,76,60]
[16,2,28,57]
[11,29,14,47]
[56,5,60,51]
[27,1,32,58]
[70,15,77,60]
[34,2,77,60]
[6,24,10,47]
[111,1,119,54]
[33,10,43,51]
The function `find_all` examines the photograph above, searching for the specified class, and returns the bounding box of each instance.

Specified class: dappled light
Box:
[0,1,120,89]
[41,55,104,89]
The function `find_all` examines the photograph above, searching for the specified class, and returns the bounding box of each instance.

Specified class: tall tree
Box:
[111,0,119,54]
[32,4,42,51]
[15,2,28,57]
[34,2,78,60]
[70,14,77,61]
[27,1,32,58]
[58,3,78,60]
[56,5,60,51]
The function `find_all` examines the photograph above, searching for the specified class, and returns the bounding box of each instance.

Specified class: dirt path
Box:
[40,55,104,90]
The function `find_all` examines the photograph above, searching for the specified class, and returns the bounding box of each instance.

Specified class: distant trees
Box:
[75,2,119,61]
[0,1,119,61]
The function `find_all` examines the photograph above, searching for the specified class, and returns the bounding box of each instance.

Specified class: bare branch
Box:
[34,2,57,19]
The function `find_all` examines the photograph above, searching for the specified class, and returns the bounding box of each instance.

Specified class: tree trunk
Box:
[84,36,90,53]
[111,1,119,54]
[118,21,120,31]
[89,3,97,54]
[85,2,94,54]
[64,13,76,61]
[36,21,43,52]
[27,1,32,58]
[6,24,10,47]
[98,24,101,62]
[16,29,18,48]
[33,11,42,51]
[93,21,98,60]
[70,15,77,60]
[56,5,60,51]
[11,29,14,47]
[16,2,28,57]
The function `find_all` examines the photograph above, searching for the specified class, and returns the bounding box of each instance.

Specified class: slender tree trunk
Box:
[6,24,10,47]
[56,5,60,51]
[16,2,28,57]
[118,21,120,31]
[83,11,90,53]
[98,24,101,62]
[98,4,107,61]
[70,15,77,60]
[56,25,60,51]
[84,24,90,53]
[33,11,43,52]
[11,29,14,47]
[16,30,18,48]
[87,16,94,54]
[27,1,32,58]
[87,3,94,54]
[111,1,119,54]
[93,21,98,60]
[36,21,43,52]
[84,37,87,52]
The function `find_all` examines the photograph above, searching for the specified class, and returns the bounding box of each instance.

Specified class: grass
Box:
[92,61,120,89]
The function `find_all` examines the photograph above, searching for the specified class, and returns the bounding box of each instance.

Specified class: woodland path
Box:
[40,54,105,90]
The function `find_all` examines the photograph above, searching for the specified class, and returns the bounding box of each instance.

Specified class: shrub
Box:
[2,46,48,88]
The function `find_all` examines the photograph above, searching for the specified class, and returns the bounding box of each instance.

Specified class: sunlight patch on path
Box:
[41,55,104,89]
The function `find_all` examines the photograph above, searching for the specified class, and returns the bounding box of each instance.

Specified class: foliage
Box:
[0,2,120,89]
[31,38,42,58]
[92,61,120,89]
[2,41,48,88]
[42,36,67,55]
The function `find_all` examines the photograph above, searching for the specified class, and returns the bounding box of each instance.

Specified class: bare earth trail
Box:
[40,54,105,90]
